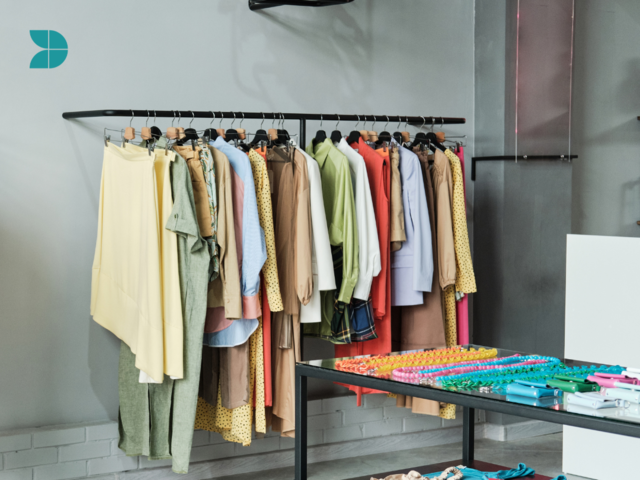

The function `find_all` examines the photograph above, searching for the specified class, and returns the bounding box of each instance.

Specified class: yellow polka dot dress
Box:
[444,149,477,295]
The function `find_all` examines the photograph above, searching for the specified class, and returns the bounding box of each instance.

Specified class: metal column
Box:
[462,406,475,465]
[295,372,308,480]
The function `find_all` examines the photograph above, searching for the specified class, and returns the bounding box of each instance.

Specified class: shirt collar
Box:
[306,138,333,168]
[211,135,227,150]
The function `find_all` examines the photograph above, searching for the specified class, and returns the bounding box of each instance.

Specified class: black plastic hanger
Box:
[330,115,342,144]
[313,115,327,146]
[425,132,446,152]
[392,117,403,144]
[375,116,392,148]
[346,114,362,145]
[203,112,219,142]
[277,113,291,144]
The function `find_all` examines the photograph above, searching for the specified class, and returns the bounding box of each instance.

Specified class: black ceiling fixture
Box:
[249,0,354,11]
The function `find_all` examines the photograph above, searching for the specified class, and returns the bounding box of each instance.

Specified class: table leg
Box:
[295,371,308,480]
[462,406,475,466]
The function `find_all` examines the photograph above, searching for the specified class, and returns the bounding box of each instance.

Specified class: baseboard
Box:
[481,420,563,442]
[121,425,473,480]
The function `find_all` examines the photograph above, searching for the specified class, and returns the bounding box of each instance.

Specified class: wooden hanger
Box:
[367,115,378,142]
[141,110,152,141]
[124,110,136,141]
[166,111,178,140]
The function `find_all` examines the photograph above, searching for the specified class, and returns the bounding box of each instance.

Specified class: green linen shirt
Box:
[306,138,359,303]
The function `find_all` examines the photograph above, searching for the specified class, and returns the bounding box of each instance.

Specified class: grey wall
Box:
[572,0,640,237]
[0,0,475,431]
[473,0,573,358]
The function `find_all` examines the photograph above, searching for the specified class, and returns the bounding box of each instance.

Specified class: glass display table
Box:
[294,345,640,480]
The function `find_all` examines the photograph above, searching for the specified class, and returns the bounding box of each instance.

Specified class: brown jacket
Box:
[389,147,406,252]
[267,147,313,438]
[431,149,457,289]
[401,150,446,351]
[206,147,242,319]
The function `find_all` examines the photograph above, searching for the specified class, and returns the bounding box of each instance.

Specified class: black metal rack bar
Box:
[471,155,578,181]
[61,110,465,124]
[62,110,466,147]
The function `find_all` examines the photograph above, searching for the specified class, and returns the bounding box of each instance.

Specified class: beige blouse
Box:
[389,147,407,252]
[206,146,242,319]
[431,149,457,289]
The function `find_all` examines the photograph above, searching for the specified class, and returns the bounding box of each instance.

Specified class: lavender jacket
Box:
[391,143,434,306]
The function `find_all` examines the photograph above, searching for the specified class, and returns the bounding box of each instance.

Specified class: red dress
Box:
[335,139,391,405]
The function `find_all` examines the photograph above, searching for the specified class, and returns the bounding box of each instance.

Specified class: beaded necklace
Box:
[392,355,554,383]
[439,364,624,391]
[335,347,498,375]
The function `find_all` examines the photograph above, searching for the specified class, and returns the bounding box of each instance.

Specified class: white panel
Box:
[564,234,640,479]
[565,234,640,365]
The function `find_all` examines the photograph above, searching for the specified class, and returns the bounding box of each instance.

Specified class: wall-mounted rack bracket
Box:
[249,0,354,11]
[471,155,578,181]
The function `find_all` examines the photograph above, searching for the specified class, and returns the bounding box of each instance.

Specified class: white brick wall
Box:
[0,395,499,480]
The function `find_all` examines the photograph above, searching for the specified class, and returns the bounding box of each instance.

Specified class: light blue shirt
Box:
[204,137,267,347]
[390,141,434,306]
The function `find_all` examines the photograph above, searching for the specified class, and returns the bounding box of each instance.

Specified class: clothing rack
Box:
[61,110,467,146]
[248,0,354,10]
[471,155,578,181]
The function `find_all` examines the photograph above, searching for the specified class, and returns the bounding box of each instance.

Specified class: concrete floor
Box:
[214,433,593,480]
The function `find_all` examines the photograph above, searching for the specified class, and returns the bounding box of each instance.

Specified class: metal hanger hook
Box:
[320,115,323,129]
[272,113,277,128]
[209,111,215,127]
[219,112,224,129]
[335,114,340,131]
[372,115,377,129]
[153,110,157,125]
[430,118,435,132]
[189,111,195,128]
[231,112,236,128]
[146,110,150,127]
[260,113,265,129]
[240,112,245,129]
[279,112,285,129]
[362,115,367,131]
[384,115,389,131]
[177,111,182,126]
[171,110,176,127]
[355,114,361,130]
[129,110,134,127]
[440,117,444,129]
[420,116,426,130]
[397,116,402,130]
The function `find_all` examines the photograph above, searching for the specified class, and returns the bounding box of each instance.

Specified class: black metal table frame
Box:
[294,363,640,480]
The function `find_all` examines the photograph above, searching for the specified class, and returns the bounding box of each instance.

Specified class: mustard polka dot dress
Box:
[444,149,477,295]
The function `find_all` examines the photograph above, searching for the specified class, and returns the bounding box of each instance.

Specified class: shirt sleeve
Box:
[241,165,267,319]
[336,160,359,304]
[251,154,284,312]
[353,160,381,300]
[306,156,335,291]
[407,155,433,293]
[165,156,207,253]
[295,154,313,306]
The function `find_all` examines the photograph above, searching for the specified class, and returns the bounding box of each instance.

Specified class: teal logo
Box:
[30,30,68,69]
